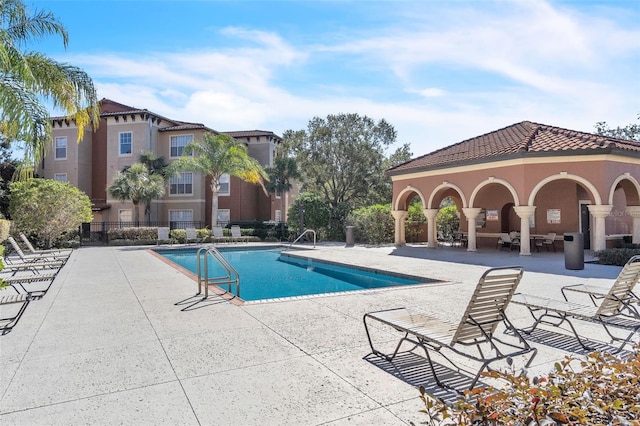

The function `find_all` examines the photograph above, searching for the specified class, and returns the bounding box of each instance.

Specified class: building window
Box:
[219,173,230,196]
[275,210,282,222]
[170,134,193,157]
[53,173,67,183]
[217,209,230,225]
[118,209,133,224]
[170,172,193,195]
[119,132,132,156]
[55,137,67,159]
[169,210,193,229]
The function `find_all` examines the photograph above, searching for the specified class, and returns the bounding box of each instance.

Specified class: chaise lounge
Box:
[511,255,640,353]
[363,266,536,391]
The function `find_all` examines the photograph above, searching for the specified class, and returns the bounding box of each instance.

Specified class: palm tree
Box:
[138,151,168,223]
[0,0,99,165]
[107,163,165,226]
[265,156,299,223]
[170,132,267,228]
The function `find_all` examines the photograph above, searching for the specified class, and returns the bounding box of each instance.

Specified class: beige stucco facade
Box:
[41,99,286,231]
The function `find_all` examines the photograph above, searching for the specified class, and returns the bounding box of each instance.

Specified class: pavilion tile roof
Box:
[388,121,640,175]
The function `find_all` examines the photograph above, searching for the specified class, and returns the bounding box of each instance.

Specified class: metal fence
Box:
[80,221,204,245]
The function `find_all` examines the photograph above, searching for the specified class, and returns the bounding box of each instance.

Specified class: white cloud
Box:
[61,1,639,156]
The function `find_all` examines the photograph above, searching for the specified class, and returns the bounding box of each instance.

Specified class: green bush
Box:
[287,192,331,239]
[347,204,394,245]
[170,229,187,243]
[107,227,158,242]
[595,248,640,266]
[418,349,640,425]
[10,179,93,248]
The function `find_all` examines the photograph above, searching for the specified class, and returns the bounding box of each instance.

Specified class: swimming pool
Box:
[157,247,432,302]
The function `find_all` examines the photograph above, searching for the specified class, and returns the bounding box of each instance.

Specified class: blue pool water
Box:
[158,247,430,301]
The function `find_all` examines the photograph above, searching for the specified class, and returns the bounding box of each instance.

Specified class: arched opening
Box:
[501,202,515,233]
[436,196,461,244]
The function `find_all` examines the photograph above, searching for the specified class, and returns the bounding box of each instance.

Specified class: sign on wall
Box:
[547,209,561,224]
[486,210,499,221]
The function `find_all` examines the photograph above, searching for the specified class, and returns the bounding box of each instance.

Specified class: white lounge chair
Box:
[157,227,173,245]
[0,286,32,335]
[5,236,68,267]
[364,266,536,391]
[19,232,73,256]
[211,226,227,243]
[512,255,640,353]
[230,225,248,243]
[185,228,198,244]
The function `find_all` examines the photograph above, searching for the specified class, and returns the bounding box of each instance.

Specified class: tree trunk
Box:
[210,178,221,228]
[133,201,140,226]
[211,190,219,228]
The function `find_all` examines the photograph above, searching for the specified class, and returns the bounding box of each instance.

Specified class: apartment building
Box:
[40,98,290,230]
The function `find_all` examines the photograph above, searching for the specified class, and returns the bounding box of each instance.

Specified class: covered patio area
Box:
[389,121,640,255]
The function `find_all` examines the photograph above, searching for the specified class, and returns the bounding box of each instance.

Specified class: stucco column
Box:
[513,206,536,256]
[625,206,640,244]
[423,209,439,248]
[391,210,408,246]
[587,205,613,252]
[462,207,482,252]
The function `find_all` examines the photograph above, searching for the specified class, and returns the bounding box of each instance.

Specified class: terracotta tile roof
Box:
[388,121,640,175]
[158,122,216,133]
[224,130,282,140]
[51,98,216,133]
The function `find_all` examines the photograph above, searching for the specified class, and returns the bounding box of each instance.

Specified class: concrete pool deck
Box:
[0,243,631,425]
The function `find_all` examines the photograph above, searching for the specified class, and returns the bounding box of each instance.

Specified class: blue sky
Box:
[32,0,640,156]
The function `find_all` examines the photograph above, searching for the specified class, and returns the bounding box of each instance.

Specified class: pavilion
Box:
[388,121,640,255]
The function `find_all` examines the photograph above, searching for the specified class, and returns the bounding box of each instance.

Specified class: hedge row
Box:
[595,248,640,266]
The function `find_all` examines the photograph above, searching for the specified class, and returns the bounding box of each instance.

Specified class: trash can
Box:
[564,232,584,270]
[345,226,355,247]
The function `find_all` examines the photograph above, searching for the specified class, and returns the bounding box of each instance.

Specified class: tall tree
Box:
[0,0,99,165]
[284,113,399,237]
[169,132,267,227]
[107,163,165,226]
[9,178,92,248]
[594,114,640,141]
[264,156,299,222]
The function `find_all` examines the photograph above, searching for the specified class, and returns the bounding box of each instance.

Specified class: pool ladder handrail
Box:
[287,229,316,250]
[197,245,240,298]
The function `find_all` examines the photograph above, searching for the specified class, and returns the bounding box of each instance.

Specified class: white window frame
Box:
[218,173,230,196]
[170,134,193,158]
[217,209,230,225]
[119,132,133,156]
[169,172,193,195]
[55,136,67,160]
[53,173,68,183]
[169,209,193,228]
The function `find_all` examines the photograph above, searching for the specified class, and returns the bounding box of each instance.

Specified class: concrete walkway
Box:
[0,244,628,425]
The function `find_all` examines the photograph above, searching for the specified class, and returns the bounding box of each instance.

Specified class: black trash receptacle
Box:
[564,232,584,270]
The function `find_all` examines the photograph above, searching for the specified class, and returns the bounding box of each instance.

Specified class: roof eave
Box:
[386,148,630,176]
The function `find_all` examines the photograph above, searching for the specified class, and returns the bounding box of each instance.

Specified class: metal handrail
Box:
[287,229,316,250]
[196,245,240,298]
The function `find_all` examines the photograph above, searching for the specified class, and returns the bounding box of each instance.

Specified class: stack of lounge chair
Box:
[0,234,73,335]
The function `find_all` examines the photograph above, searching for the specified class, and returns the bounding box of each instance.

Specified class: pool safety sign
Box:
[547,209,561,224]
